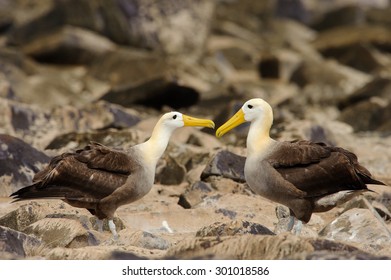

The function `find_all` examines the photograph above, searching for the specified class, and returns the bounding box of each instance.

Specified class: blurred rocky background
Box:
[1,0,391,260]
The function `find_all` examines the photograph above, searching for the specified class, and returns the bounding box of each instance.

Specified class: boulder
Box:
[24,217,98,248]
[319,208,391,253]
[201,150,246,183]
[155,155,187,185]
[0,134,49,195]
[178,181,213,209]
[196,220,275,237]
[0,202,48,232]
[0,225,42,257]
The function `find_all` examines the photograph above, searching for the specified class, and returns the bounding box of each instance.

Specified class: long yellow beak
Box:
[216,109,246,138]
[183,115,215,129]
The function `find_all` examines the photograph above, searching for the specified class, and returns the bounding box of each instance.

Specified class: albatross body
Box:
[11,112,214,239]
[216,98,385,231]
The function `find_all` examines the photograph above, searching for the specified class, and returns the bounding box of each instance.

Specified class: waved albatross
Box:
[216,98,385,232]
[11,112,215,239]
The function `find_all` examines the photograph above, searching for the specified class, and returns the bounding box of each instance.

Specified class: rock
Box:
[258,49,303,82]
[376,192,391,216]
[24,217,98,248]
[0,225,42,257]
[166,233,314,259]
[92,48,200,110]
[114,228,170,250]
[0,202,48,232]
[155,155,187,185]
[319,208,391,253]
[0,98,142,150]
[311,5,365,31]
[339,77,391,110]
[306,238,389,260]
[0,134,49,196]
[178,181,213,209]
[201,150,246,183]
[7,0,215,58]
[290,59,371,105]
[366,7,391,28]
[196,220,275,237]
[313,25,391,55]
[20,26,116,64]
[339,98,391,132]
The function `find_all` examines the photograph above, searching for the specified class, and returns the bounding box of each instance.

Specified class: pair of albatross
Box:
[11,99,385,238]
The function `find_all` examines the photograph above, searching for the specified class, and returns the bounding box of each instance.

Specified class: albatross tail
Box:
[10,183,66,202]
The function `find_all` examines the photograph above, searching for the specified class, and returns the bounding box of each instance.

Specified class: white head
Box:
[216,98,274,137]
[158,111,215,131]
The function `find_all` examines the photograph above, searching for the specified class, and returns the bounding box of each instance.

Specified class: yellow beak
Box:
[216,109,246,138]
[183,115,215,129]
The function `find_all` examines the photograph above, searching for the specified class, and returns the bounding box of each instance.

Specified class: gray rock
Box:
[0,134,49,195]
[155,155,186,185]
[120,229,170,250]
[311,5,365,31]
[20,26,116,64]
[8,0,214,58]
[201,150,246,183]
[290,59,371,105]
[196,220,275,237]
[339,77,391,109]
[339,99,391,132]
[0,202,47,232]
[24,217,97,248]
[319,208,391,252]
[313,25,391,55]
[0,225,42,257]
[178,181,212,209]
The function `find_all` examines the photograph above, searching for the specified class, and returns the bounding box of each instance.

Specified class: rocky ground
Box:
[1,0,391,260]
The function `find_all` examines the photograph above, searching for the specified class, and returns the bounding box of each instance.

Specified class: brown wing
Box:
[267,141,383,198]
[12,142,136,202]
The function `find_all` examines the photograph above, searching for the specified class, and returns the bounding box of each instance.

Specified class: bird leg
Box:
[286,215,303,235]
[108,219,119,240]
[287,215,295,231]
[96,219,104,232]
[292,219,303,235]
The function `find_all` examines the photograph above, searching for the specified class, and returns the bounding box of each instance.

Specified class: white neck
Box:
[136,120,175,166]
[246,113,274,157]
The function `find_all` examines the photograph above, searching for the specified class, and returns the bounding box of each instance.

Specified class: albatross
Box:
[11,112,215,239]
[216,98,385,233]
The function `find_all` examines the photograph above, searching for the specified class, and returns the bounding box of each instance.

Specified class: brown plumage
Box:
[216,98,386,231]
[11,112,215,238]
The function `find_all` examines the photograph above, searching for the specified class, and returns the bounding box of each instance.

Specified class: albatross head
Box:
[160,112,215,130]
[216,98,273,137]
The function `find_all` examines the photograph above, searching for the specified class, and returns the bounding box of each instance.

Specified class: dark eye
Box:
[247,104,253,109]
[173,114,177,119]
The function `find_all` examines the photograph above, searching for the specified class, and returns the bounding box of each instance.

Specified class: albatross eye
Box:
[172,114,177,119]
[247,104,253,109]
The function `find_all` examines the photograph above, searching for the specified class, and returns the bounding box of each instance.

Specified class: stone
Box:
[20,26,116,64]
[92,48,199,110]
[155,155,187,185]
[339,99,391,132]
[114,228,170,250]
[178,181,212,209]
[338,77,391,110]
[0,225,42,257]
[0,134,49,196]
[0,202,48,232]
[290,59,371,105]
[319,208,391,253]
[313,25,391,55]
[196,220,275,237]
[24,217,98,248]
[201,150,246,183]
[311,5,365,31]
[166,233,314,260]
